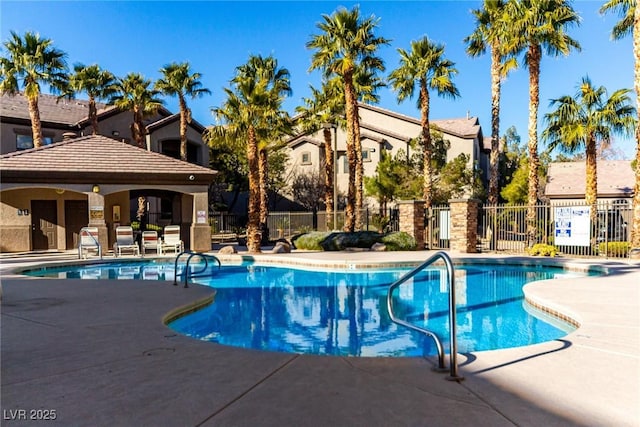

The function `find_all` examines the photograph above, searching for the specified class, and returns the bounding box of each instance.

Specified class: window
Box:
[16,133,54,150]
[301,152,311,165]
[362,149,371,162]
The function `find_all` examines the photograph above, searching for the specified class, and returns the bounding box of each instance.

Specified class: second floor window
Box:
[16,133,54,150]
[301,152,311,165]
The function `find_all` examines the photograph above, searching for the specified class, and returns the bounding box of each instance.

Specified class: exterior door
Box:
[31,200,58,250]
[65,200,89,249]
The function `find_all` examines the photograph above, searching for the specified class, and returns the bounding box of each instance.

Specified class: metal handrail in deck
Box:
[173,251,221,288]
[386,251,463,381]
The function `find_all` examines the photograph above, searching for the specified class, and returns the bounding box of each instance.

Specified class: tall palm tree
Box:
[465,0,517,205]
[307,6,389,232]
[0,31,68,148]
[542,77,636,243]
[110,73,163,148]
[64,64,117,135]
[155,62,211,161]
[388,36,460,209]
[208,54,291,253]
[600,0,640,249]
[236,55,292,237]
[505,0,581,246]
[296,79,345,230]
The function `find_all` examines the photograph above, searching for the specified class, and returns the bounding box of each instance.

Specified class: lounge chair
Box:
[78,227,102,259]
[113,226,140,257]
[142,230,161,256]
[161,225,184,254]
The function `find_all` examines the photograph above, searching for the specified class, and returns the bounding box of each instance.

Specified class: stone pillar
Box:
[87,191,108,251]
[189,192,211,252]
[397,200,425,250]
[449,198,480,253]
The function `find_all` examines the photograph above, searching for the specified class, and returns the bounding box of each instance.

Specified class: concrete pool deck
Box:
[1,250,638,426]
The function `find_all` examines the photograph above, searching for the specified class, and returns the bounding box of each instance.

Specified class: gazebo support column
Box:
[189,192,211,252]
[87,191,108,251]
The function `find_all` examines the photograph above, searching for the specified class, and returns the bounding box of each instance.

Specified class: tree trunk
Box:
[27,95,43,148]
[526,44,542,247]
[585,136,598,246]
[631,4,640,249]
[323,127,334,230]
[179,95,188,161]
[343,69,357,232]
[488,47,501,205]
[89,97,99,135]
[420,79,433,209]
[246,126,262,253]
[354,103,363,230]
[258,145,269,243]
[133,107,145,148]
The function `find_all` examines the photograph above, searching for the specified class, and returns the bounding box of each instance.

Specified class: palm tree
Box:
[600,0,640,249]
[208,54,291,253]
[388,36,460,209]
[505,0,581,246]
[296,79,344,230]
[465,0,517,205]
[155,62,211,161]
[236,55,292,239]
[307,6,390,232]
[110,73,163,148]
[542,77,636,243]
[0,31,68,148]
[64,64,117,135]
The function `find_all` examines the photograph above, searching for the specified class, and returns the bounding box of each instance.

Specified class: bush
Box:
[381,232,418,251]
[527,243,558,257]
[597,241,630,257]
[292,232,328,251]
[292,231,418,251]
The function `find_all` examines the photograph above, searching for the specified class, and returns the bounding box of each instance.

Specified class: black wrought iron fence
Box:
[478,200,631,259]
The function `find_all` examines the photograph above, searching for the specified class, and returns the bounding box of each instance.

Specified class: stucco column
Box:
[87,191,108,251]
[189,192,211,252]
[449,198,480,253]
[397,200,425,250]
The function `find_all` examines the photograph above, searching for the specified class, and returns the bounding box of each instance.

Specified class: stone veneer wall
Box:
[397,200,425,249]
[449,199,479,253]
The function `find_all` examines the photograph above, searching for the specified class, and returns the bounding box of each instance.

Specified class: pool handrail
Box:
[78,227,102,260]
[386,251,463,381]
[173,251,221,288]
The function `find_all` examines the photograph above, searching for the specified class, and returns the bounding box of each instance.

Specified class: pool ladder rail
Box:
[173,251,221,288]
[386,251,463,382]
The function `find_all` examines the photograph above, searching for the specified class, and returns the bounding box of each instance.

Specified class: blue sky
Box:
[1,1,635,158]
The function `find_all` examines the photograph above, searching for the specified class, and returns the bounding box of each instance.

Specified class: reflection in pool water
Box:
[168,264,584,357]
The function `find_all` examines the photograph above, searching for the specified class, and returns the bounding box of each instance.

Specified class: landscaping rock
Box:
[272,241,291,253]
[218,245,237,254]
[371,242,386,251]
[630,248,640,260]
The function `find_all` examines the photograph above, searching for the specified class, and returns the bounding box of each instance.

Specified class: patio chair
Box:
[78,227,102,259]
[142,230,161,256]
[113,226,140,257]
[161,225,184,254]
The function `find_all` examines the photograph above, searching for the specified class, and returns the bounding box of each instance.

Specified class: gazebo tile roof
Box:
[1,135,216,184]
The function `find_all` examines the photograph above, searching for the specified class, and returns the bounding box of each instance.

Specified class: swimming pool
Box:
[24,260,591,357]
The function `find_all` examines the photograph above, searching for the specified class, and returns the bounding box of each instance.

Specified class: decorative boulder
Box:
[371,242,386,252]
[272,241,291,253]
[218,245,237,254]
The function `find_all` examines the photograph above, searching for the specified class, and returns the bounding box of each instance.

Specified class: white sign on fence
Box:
[554,206,590,246]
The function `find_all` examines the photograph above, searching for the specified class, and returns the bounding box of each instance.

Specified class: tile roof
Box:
[358,103,482,139]
[545,161,634,198]
[1,135,216,185]
[1,92,113,125]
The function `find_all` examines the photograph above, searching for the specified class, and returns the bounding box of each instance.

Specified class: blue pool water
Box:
[25,261,589,357]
